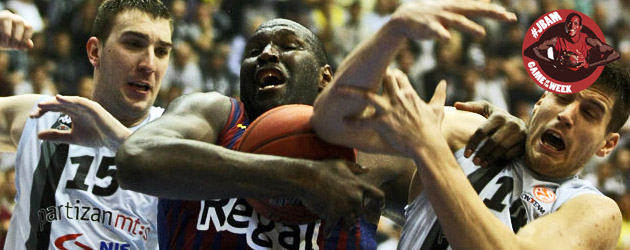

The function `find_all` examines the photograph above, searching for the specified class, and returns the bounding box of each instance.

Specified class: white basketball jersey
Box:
[397,148,601,250]
[5,96,164,250]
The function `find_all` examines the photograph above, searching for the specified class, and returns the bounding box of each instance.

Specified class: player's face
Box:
[92,10,172,123]
[566,16,581,37]
[240,23,322,120]
[525,88,616,178]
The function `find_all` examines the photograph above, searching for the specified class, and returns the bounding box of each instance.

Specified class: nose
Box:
[257,44,279,65]
[138,48,156,74]
[557,102,578,128]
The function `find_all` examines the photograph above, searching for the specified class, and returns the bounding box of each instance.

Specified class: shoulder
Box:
[585,36,602,46]
[163,92,232,120]
[442,107,486,152]
[517,193,621,250]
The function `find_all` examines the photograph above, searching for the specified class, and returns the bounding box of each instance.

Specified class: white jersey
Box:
[6,96,164,250]
[398,148,601,250]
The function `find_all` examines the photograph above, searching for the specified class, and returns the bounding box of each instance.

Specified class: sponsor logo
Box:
[38,200,152,241]
[54,234,91,250]
[237,124,247,130]
[197,198,320,249]
[522,10,618,94]
[54,234,132,250]
[59,115,72,126]
[520,193,547,214]
[533,186,556,203]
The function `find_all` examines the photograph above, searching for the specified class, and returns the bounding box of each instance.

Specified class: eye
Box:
[581,107,596,119]
[156,47,170,57]
[248,49,261,57]
[556,95,572,104]
[125,40,143,48]
[283,43,299,50]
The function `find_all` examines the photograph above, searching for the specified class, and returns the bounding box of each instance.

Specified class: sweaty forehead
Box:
[255,19,314,41]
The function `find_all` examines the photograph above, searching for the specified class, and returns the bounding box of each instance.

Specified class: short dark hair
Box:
[256,19,329,67]
[92,0,172,43]
[590,62,630,133]
[566,13,582,26]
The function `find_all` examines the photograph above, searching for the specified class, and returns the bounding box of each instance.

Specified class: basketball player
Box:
[0,0,173,248]
[529,13,619,70]
[116,2,522,249]
[313,2,625,249]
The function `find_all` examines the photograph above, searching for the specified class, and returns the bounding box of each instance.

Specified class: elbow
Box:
[115,137,153,191]
[310,103,337,143]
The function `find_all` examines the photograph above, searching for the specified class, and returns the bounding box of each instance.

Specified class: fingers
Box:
[30,95,95,118]
[429,80,447,106]
[443,1,517,22]
[464,119,501,158]
[37,129,73,144]
[0,10,34,50]
[437,11,485,37]
[427,20,451,40]
[383,68,400,98]
[454,100,494,118]
[497,143,524,165]
[391,69,414,92]
[1,14,11,46]
[346,162,369,175]
[361,184,385,210]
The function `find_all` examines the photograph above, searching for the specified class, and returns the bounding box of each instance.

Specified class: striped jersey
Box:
[158,98,377,249]
[397,148,602,250]
[6,96,164,250]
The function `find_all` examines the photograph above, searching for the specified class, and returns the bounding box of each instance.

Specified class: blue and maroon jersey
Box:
[157,98,377,249]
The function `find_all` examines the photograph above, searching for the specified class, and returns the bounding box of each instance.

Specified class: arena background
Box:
[0,0,629,248]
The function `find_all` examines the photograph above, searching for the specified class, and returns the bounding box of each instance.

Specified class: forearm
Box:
[533,48,553,64]
[412,136,522,250]
[333,21,406,90]
[116,135,314,200]
[312,22,406,151]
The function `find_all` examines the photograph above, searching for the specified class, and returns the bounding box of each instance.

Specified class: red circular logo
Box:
[533,186,556,203]
[522,9,616,94]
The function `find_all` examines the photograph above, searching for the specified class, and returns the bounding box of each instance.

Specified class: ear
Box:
[317,64,333,92]
[86,37,102,67]
[596,132,619,157]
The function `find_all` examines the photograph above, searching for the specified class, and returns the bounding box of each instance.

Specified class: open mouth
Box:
[128,81,150,92]
[256,68,286,90]
[541,130,565,151]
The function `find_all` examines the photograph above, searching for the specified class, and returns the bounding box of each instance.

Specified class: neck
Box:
[570,32,580,43]
[92,95,149,128]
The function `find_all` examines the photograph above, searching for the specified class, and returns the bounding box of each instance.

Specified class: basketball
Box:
[237,104,357,225]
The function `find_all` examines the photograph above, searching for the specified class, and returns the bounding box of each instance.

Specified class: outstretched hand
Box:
[390,0,517,41]
[454,100,527,167]
[338,69,447,158]
[300,160,384,235]
[30,95,131,149]
[0,10,34,50]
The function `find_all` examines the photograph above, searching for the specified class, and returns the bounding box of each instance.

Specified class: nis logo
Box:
[54,233,131,250]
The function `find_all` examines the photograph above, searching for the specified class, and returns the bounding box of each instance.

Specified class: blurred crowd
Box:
[0,0,630,249]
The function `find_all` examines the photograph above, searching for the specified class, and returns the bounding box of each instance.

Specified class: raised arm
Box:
[116,92,384,225]
[0,95,41,151]
[312,1,516,153]
[343,72,620,249]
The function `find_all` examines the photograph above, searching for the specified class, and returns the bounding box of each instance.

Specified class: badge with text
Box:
[522,10,619,94]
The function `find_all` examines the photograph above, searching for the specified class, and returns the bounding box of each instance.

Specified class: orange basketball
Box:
[237,104,356,225]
